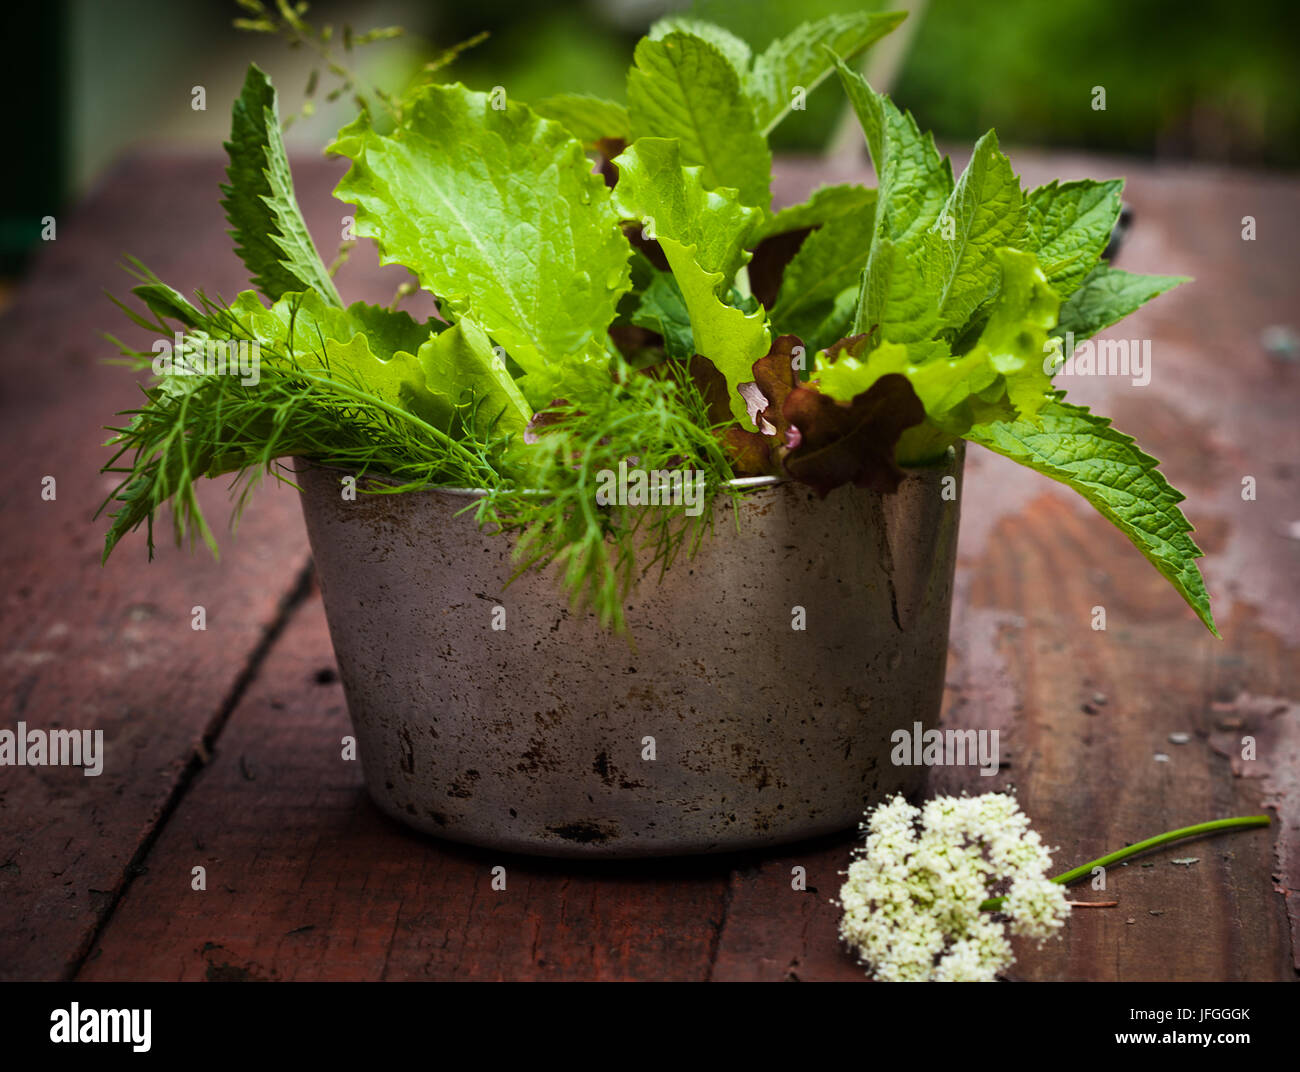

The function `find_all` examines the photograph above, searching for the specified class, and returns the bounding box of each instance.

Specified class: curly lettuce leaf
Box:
[531,94,629,147]
[816,248,1059,459]
[965,396,1217,636]
[328,83,631,405]
[628,31,772,210]
[221,65,341,306]
[612,139,770,420]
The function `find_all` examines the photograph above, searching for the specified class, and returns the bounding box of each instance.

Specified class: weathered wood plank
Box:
[6,151,1295,983]
[78,588,731,981]
[712,155,1300,981]
[0,156,330,980]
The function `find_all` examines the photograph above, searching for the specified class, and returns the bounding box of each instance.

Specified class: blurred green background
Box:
[3,0,1295,273]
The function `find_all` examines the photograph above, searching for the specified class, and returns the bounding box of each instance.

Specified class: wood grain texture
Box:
[79,587,731,982]
[2,151,1296,982]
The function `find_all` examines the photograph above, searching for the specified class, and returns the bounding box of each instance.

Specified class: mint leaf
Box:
[628,31,773,209]
[927,130,1026,331]
[1025,179,1123,298]
[221,64,341,305]
[1056,264,1188,340]
[966,397,1218,636]
[328,84,631,404]
[612,139,770,421]
[531,94,629,147]
[833,60,952,342]
[649,16,753,74]
[770,195,876,348]
[752,183,876,242]
[748,11,907,136]
[834,61,951,249]
[817,249,1060,458]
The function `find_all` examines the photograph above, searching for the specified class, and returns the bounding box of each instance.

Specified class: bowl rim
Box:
[292,444,961,500]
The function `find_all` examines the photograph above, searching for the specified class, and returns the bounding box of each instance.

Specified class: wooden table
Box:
[1,150,1296,982]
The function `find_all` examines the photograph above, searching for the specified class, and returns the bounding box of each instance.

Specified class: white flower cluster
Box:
[838,792,1070,981]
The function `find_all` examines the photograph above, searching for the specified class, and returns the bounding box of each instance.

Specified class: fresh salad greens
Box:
[100,3,1216,635]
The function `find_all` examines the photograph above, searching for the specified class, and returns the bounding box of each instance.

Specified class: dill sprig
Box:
[100,282,741,631]
[479,361,744,631]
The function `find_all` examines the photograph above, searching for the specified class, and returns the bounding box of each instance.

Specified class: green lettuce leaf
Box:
[747,11,907,136]
[531,94,629,147]
[416,316,532,439]
[221,64,341,305]
[751,183,876,242]
[1025,179,1123,299]
[816,248,1059,459]
[612,139,770,421]
[1056,264,1188,340]
[965,397,1218,636]
[328,83,631,404]
[611,137,759,279]
[770,195,876,348]
[627,31,773,209]
[229,290,439,421]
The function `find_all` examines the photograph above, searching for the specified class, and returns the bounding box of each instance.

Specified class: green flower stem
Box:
[980,815,1271,912]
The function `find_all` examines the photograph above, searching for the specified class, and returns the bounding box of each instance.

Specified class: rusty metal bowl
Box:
[296,445,963,858]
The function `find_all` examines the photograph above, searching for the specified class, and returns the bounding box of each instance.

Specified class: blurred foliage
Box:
[893,0,1299,167]
[430,0,1298,165]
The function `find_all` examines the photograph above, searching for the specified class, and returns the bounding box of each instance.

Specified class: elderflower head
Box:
[837,792,1069,981]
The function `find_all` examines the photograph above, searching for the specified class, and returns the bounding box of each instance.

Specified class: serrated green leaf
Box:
[833,60,952,343]
[770,196,876,347]
[629,270,694,360]
[649,15,752,74]
[927,130,1026,331]
[628,32,772,210]
[966,397,1218,636]
[611,138,759,279]
[858,236,940,343]
[328,83,631,404]
[611,139,770,420]
[747,11,907,136]
[531,93,629,147]
[1025,179,1123,298]
[665,239,770,422]
[1056,264,1188,341]
[221,64,341,305]
[834,60,951,249]
[752,183,876,242]
[817,249,1059,457]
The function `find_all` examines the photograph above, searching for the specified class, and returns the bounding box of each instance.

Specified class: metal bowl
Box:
[296,445,963,857]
